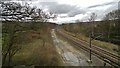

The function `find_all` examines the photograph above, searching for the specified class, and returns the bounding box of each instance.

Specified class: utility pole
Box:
[88,13,97,65]
[89,33,92,61]
[88,33,92,66]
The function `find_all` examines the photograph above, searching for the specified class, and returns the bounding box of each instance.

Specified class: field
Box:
[2,22,62,66]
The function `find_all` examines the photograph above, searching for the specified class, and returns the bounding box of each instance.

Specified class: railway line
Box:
[56,29,120,67]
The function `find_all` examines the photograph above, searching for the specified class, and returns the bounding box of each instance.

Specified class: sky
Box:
[3,0,120,24]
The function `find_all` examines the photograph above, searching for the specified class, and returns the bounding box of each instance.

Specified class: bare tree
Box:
[1,1,56,66]
[1,2,27,66]
[88,13,97,37]
[103,10,119,42]
[2,22,25,66]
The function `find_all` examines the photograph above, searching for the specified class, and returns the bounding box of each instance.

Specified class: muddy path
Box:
[51,29,90,66]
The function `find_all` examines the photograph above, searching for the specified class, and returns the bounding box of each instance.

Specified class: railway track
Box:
[56,30,120,67]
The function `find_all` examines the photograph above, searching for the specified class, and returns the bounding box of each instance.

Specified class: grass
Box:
[62,30,119,54]
[13,39,62,66]
[2,23,63,66]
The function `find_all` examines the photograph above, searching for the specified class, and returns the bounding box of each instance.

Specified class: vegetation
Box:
[61,10,120,54]
[62,10,120,45]
[1,1,61,66]
[61,30,118,54]
[2,21,62,66]
[10,23,61,66]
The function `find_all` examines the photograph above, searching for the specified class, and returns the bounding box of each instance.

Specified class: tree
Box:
[0,2,28,66]
[1,1,56,66]
[88,13,97,37]
[104,10,119,21]
[103,10,120,42]
[2,23,22,66]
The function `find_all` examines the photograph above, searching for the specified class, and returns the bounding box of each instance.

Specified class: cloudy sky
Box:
[5,0,120,24]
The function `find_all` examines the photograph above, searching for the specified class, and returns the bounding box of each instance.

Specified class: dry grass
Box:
[12,27,62,66]
[13,39,61,66]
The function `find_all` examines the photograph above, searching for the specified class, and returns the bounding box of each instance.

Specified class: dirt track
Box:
[51,29,90,66]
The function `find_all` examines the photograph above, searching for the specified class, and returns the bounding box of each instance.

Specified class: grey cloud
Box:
[85,1,118,21]
[39,2,86,17]
[68,8,87,17]
[103,3,118,16]
[39,2,77,14]
[90,2,118,21]
[88,2,116,8]
[118,1,120,9]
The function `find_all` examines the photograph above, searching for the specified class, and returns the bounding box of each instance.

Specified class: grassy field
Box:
[12,26,62,66]
[13,39,62,66]
[2,23,62,66]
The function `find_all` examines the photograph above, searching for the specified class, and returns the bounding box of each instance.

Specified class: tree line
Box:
[62,9,120,45]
